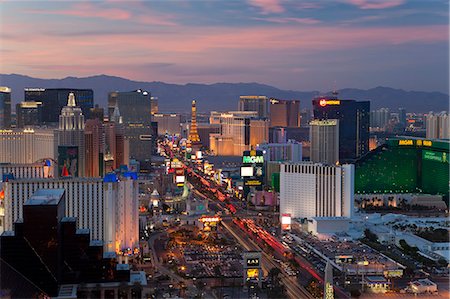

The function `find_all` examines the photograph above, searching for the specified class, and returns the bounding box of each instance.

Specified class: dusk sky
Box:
[0,0,449,93]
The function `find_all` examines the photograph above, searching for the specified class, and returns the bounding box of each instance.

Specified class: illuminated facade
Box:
[313,96,370,162]
[209,111,269,156]
[269,98,300,127]
[310,119,339,165]
[0,87,11,128]
[0,128,55,164]
[355,137,449,195]
[2,175,139,252]
[280,162,354,219]
[153,113,182,136]
[84,118,105,177]
[188,100,201,150]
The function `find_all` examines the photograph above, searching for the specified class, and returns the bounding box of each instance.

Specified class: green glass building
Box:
[355,137,449,196]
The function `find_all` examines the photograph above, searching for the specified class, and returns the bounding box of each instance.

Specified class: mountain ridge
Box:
[0,74,448,113]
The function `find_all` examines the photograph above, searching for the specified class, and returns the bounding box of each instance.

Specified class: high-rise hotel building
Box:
[313,96,369,162]
[238,95,270,119]
[209,111,269,156]
[0,87,11,128]
[310,119,339,165]
[0,128,55,164]
[280,162,354,219]
[2,174,139,253]
[57,93,86,177]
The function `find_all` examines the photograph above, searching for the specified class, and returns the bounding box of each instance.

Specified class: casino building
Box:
[355,137,449,197]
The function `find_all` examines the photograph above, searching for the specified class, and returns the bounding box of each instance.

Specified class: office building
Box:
[310,119,339,165]
[209,111,269,156]
[269,98,300,127]
[2,174,139,252]
[16,101,43,128]
[426,111,449,139]
[85,118,105,177]
[238,95,269,119]
[313,96,370,162]
[370,108,390,130]
[153,113,182,135]
[24,88,93,123]
[108,89,151,123]
[0,189,140,297]
[280,162,354,219]
[57,93,85,177]
[0,128,55,164]
[108,90,153,168]
[0,87,11,128]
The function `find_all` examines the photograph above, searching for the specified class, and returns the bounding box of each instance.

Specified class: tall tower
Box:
[188,100,201,150]
[324,260,334,299]
[57,92,85,177]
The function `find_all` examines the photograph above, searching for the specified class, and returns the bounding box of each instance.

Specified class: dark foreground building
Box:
[0,189,144,298]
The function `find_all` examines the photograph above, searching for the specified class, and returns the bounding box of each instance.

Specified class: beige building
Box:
[209,111,269,156]
[310,119,339,165]
[0,128,55,164]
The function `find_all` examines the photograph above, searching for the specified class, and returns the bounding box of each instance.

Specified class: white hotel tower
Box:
[280,162,354,219]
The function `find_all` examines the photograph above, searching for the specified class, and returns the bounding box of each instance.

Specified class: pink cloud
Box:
[26,3,132,20]
[1,21,447,83]
[248,0,285,14]
[344,0,406,9]
[254,17,321,24]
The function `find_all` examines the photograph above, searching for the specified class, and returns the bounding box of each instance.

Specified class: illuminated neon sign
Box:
[319,99,341,107]
[398,139,413,146]
[246,258,260,267]
[243,156,264,164]
[199,217,221,223]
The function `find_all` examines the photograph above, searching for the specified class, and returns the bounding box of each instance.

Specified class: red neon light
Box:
[319,99,327,107]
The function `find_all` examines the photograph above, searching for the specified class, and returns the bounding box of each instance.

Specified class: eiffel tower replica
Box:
[188,100,202,152]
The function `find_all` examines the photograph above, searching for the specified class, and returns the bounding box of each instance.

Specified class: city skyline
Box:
[0,0,449,93]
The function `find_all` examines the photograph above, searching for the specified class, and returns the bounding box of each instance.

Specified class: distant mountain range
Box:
[0,74,448,113]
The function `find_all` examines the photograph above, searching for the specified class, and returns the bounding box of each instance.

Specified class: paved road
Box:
[222,220,315,299]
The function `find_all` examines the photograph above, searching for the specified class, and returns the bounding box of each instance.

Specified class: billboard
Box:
[241,166,254,177]
[423,150,447,163]
[247,268,259,279]
[58,146,79,177]
[246,258,260,267]
[281,214,291,230]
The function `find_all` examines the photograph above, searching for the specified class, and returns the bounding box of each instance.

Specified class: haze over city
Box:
[0,0,449,93]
